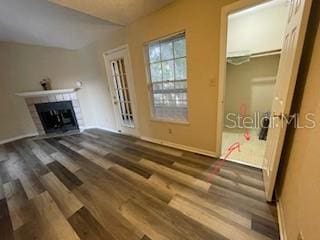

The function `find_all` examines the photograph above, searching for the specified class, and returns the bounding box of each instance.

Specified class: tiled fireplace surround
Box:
[24,92,84,135]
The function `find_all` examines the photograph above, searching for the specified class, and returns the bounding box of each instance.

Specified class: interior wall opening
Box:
[222,0,290,168]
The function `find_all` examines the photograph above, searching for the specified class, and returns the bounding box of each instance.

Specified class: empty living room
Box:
[1,0,320,239]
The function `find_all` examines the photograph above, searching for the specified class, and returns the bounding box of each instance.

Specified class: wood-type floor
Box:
[0,129,280,240]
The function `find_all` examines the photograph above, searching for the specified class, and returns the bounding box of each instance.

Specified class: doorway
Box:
[103,45,139,137]
[220,0,290,168]
[217,0,312,200]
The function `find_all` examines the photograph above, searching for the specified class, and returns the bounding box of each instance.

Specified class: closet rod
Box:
[251,49,281,58]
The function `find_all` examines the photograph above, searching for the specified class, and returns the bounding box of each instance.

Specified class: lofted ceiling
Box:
[49,0,175,25]
[0,0,121,49]
[0,0,174,49]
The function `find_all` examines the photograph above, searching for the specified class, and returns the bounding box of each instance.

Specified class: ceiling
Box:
[49,0,174,25]
[229,0,289,19]
[0,0,174,50]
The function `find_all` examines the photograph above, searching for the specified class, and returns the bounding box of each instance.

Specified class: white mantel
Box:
[15,88,81,97]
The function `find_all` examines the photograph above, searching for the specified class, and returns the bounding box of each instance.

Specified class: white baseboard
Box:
[0,125,116,145]
[224,157,262,169]
[81,125,118,134]
[276,198,287,240]
[0,132,38,145]
[83,126,218,157]
[140,135,218,158]
[3,125,217,159]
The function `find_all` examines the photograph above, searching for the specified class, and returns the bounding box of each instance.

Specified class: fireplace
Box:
[16,89,84,135]
[35,101,79,133]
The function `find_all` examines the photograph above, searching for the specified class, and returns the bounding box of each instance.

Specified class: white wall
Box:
[227,0,290,56]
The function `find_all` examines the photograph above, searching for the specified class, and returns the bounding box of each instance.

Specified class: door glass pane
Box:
[110,57,135,128]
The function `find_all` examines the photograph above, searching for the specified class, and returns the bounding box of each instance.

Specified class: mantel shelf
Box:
[15,88,81,97]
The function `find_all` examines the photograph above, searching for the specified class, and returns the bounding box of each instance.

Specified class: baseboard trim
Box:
[225,157,262,169]
[80,126,219,158]
[2,127,218,159]
[276,198,287,240]
[82,125,118,134]
[140,136,218,158]
[0,125,117,145]
[0,132,38,145]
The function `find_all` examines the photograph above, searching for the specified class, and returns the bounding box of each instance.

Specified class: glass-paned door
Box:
[110,58,134,128]
[104,47,139,136]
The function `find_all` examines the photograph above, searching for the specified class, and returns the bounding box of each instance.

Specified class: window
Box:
[146,32,188,122]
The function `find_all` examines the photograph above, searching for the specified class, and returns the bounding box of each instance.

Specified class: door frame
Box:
[216,0,281,157]
[103,44,140,137]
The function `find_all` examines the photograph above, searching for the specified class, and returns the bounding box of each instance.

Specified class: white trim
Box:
[143,30,186,46]
[1,127,218,160]
[82,125,118,134]
[16,88,81,97]
[225,157,262,169]
[105,44,129,55]
[276,198,288,240]
[0,132,38,145]
[83,126,218,157]
[140,135,218,158]
[143,31,190,123]
[103,45,140,137]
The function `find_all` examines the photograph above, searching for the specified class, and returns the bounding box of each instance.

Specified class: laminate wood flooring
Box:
[0,129,280,239]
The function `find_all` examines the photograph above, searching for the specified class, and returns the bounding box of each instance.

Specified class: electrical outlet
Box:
[297,231,304,240]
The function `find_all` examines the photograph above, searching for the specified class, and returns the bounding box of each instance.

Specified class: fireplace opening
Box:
[35,101,79,133]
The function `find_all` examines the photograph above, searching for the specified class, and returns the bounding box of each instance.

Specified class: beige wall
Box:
[0,42,84,142]
[224,55,280,125]
[0,29,126,142]
[0,46,24,141]
[0,81,24,142]
[127,0,235,154]
[75,29,128,129]
[277,2,320,239]
[0,0,320,237]
[1,0,239,154]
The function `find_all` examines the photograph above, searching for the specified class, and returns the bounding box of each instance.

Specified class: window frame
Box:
[144,31,189,124]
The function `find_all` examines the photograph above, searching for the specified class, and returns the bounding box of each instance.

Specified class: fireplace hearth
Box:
[35,101,79,133]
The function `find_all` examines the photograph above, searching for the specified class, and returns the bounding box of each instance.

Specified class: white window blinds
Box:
[146,32,188,122]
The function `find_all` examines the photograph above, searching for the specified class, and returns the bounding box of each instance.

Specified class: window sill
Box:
[150,118,190,126]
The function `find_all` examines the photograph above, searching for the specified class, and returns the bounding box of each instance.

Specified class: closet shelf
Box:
[227,49,281,59]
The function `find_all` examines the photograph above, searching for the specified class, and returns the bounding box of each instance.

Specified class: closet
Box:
[222,0,290,168]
